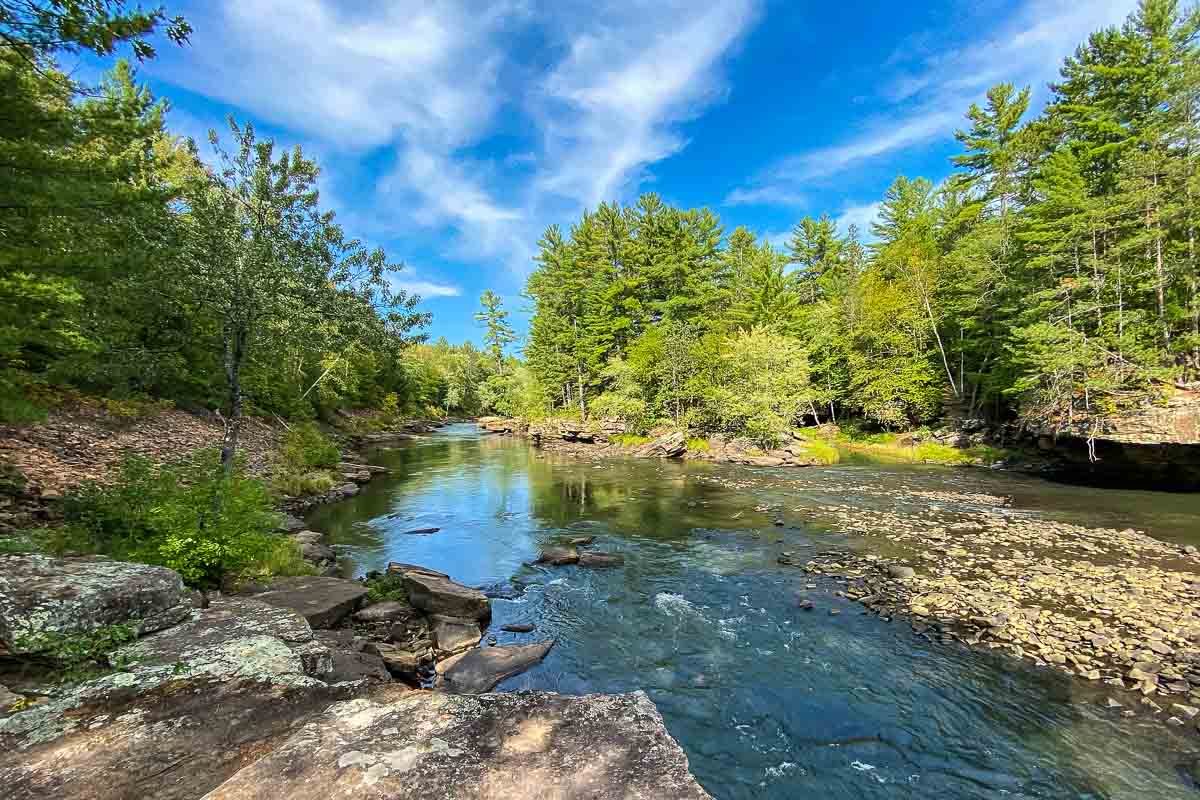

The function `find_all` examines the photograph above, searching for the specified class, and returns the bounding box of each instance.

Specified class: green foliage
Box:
[363,573,408,604]
[685,437,711,452]
[13,621,139,684]
[796,438,840,465]
[611,434,653,447]
[60,451,281,588]
[280,423,340,471]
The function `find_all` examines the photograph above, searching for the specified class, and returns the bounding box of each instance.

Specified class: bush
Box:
[611,433,652,447]
[279,422,340,472]
[364,573,407,604]
[12,622,139,684]
[272,470,336,497]
[61,451,281,589]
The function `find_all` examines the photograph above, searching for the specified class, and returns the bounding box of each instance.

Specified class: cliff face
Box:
[1029,390,1200,489]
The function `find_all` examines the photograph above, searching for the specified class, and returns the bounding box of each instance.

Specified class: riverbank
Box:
[479,415,1015,469]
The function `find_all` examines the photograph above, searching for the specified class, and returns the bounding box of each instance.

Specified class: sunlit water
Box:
[308,424,1200,799]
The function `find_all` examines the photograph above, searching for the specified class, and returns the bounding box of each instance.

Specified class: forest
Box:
[3,0,1200,456]
[517,1,1200,447]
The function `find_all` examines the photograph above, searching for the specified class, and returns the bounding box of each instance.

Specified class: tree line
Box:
[516,0,1200,444]
[0,1,433,469]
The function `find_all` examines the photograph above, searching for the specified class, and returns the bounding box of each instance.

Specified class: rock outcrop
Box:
[0,555,191,652]
[206,689,712,800]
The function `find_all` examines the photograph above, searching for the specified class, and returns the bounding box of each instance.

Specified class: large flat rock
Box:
[256,576,369,629]
[206,689,712,799]
[399,568,490,622]
[0,597,345,800]
[0,555,190,653]
[442,641,554,694]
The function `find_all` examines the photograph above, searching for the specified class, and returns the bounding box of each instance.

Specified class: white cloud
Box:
[725,186,806,208]
[155,1,759,277]
[728,0,1137,204]
[389,278,462,299]
[834,201,883,241]
[532,1,759,208]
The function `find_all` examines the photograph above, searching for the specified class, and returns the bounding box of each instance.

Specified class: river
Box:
[307,423,1200,799]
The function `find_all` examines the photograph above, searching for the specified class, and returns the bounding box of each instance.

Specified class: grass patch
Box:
[12,622,139,684]
[685,437,711,452]
[797,439,840,465]
[612,434,653,447]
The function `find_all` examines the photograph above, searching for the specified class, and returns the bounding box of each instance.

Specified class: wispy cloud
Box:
[727,0,1136,205]
[152,0,760,278]
[389,277,463,299]
[725,186,806,208]
[834,201,883,241]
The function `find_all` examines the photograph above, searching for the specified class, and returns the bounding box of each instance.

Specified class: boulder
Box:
[353,600,411,623]
[291,530,324,546]
[570,536,595,546]
[0,554,191,653]
[431,615,483,655]
[442,640,555,694]
[536,546,579,566]
[336,482,360,498]
[502,623,536,633]
[205,689,712,799]
[578,551,625,568]
[387,561,448,579]
[400,569,490,622]
[364,642,423,678]
[637,431,688,459]
[300,540,336,563]
[401,526,441,535]
[314,630,391,685]
[256,576,369,629]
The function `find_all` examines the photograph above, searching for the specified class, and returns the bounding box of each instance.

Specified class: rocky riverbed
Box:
[692,468,1200,731]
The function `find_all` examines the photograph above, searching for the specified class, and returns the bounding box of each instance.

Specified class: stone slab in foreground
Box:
[206,689,712,800]
[0,554,190,653]
[0,597,343,800]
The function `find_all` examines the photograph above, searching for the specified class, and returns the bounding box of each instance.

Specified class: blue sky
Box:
[122,0,1136,347]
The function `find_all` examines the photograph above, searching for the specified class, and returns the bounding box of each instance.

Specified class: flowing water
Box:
[308,423,1200,799]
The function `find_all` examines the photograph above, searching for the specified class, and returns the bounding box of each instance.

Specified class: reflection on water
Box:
[307,424,1200,799]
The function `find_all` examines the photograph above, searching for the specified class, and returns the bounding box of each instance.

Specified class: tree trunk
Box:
[220,325,247,476]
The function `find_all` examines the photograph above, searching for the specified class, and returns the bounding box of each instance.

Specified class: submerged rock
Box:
[536,546,579,566]
[206,689,712,799]
[502,623,536,633]
[0,554,191,653]
[442,641,555,694]
[578,551,625,568]
[256,576,369,629]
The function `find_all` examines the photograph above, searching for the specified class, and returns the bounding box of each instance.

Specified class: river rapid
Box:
[307,423,1200,799]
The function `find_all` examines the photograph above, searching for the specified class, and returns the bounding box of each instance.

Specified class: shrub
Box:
[12,622,139,684]
[364,573,408,604]
[61,451,281,589]
[279,422,340,472]
[685,437,711,452]
[273,470,336,497]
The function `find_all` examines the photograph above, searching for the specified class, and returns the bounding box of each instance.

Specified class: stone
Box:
[578,551,625,568]
[314,631,391,685]
[300,541,336,563]
[353,600,410,623]
[570,536,596,546]
[0,684,20,711]
[501,623,536,633]
[276,513,306,533]
[443,641,555,694]
[205,689,712,799]
[401,527,441,535]
[401,569,491,622]
[0,555,190,653]
[256,576,369,629]
[887,564,916,580]
[364,642,422,678]
[336,482,359,497]
[536,546,580,566]
[291,530,324,546]
[431,615,484,655]
[387,561,448,578]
